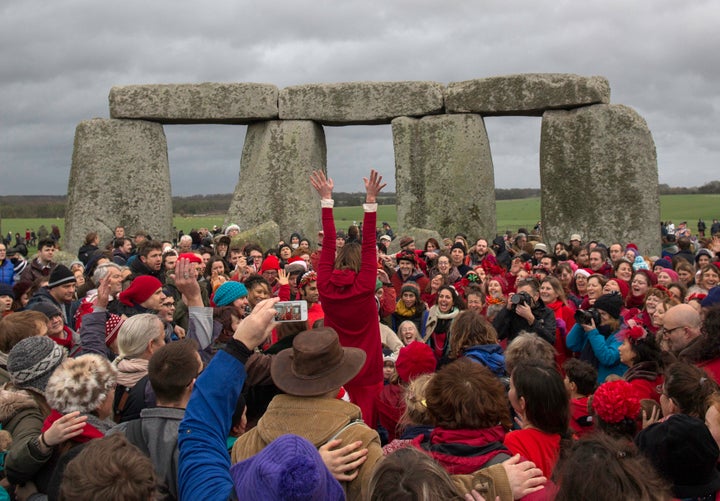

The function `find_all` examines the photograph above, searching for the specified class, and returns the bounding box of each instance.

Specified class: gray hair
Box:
[117,314,163,358]
[92,262,122,286]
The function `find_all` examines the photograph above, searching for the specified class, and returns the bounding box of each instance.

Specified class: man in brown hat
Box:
[231,327,382,501]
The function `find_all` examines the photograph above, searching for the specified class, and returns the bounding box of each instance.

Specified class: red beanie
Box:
[178,252,202,264]
[105,314,124,347]
[260,255,280,273]
[118,275,163,306]
[395,341,436,382]
[607,278,630,300]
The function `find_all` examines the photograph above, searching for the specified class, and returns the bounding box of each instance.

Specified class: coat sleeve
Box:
[531,306,556,346]
[587,329,621,366]
[566,323,587,352]
[178,349,246,501]
[4,408,52,485]
[357,207,378,292]
[78,310,111,357]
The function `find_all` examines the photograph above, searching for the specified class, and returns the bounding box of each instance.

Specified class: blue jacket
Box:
[178,346,246,501]
[0,259,13,286]
[566,323,627,382]
[462,345,506,377]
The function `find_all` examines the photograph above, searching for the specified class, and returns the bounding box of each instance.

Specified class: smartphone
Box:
[273,300,308,322]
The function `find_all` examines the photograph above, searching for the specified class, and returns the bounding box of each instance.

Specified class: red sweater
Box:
[318,206,382,387]
[504,428,561,478]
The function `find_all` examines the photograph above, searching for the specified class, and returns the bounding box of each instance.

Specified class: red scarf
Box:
[42,409,104,443]
[412,425,510,474]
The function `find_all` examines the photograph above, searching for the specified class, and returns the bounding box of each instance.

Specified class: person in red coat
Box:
[618,325,664,403]
[311,168,386,425]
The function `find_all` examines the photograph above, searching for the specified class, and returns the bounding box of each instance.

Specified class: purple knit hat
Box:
[230,434,344,501]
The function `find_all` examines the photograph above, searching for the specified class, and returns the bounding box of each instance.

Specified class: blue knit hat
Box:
[230,434,344,501]
[213,281,247,307]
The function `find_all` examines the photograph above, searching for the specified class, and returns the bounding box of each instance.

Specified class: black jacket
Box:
[492,298,556,346]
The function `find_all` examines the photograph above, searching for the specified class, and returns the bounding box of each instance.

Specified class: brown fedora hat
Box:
[271,327,366,397]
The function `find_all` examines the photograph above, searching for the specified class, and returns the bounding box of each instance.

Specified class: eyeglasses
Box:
[249,254,263,260]
[161,302,176,308]
[662,325,684,336]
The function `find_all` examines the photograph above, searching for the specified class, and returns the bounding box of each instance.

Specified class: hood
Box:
[0,387,39,422]
[329,269,357,288]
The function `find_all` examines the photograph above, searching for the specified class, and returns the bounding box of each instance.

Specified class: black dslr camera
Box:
[574,308,600,326]
[510,291,532,309]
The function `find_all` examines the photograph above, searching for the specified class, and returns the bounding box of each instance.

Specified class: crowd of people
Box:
[1,171,720,500]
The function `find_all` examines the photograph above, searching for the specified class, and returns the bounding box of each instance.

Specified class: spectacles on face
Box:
[161,302,176,308]
[250,254,262,260]
[662,325,684,337]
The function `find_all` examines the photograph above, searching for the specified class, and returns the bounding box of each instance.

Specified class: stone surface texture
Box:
[279,81,444,125]
[393,114,496,239]
[446,74,610,116]
[231,221,281,253]
[540,104,659,255]
[65,119,172,254]
[109,83,278,124]
[226,120,326,240]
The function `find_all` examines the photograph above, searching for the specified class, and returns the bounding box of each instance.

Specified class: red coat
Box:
[318,206,382,387]
[698,358,720,384]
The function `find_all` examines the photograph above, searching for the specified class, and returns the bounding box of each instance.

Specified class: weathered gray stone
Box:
[279,81,444,125]
[226,121,326,240]
[109,83,278,124]
[65,119,172,254]
[540,104,660,255]
[231,221,281,253]
[386,228,442,254]
[446,74,610,116]
[392,114,496,239]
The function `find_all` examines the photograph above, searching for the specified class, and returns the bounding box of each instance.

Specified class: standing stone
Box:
[392,114,496,239]
[446,74,610,116]
[540,104,660,255]
[280,81,444,125]
[65,119,172,254]
[226,121,326,240]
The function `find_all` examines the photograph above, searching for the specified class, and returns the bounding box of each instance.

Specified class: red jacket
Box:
[318,206,382,387]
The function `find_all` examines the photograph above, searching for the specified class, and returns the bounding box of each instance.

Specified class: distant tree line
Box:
[1,181,718,218]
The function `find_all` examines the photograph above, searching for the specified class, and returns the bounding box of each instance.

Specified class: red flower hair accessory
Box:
[622,325,647,342]
[592,380,641,424]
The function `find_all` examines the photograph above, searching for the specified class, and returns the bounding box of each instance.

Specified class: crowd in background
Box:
[1,179,720,500]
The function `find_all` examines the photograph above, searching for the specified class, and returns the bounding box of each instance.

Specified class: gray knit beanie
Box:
[8,337,66,393]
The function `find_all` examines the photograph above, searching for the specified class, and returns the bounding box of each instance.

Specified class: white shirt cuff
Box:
[321,199,334,208]
[363,203,378,212]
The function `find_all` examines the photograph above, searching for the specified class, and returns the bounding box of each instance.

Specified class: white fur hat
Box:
[44,354,117,414]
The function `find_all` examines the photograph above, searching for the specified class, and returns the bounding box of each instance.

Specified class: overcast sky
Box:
[1,1,718,195]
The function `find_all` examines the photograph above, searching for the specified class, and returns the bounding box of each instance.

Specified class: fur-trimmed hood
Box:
[0,386,39,423]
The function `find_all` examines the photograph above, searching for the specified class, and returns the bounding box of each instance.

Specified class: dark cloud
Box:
[2,0,718,195]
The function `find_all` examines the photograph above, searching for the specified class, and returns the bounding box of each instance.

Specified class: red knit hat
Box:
[260,255,280,273]
[592,380,641,424]
[178,252,202,264]
[606,278,630,300]
[395,341,436,382]
[118,275,163,306]
[105,314,124,347]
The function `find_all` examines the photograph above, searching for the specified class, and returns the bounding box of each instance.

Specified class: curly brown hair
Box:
[425,358,511,430]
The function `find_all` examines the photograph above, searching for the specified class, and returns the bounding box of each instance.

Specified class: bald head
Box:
[663,304,702,353]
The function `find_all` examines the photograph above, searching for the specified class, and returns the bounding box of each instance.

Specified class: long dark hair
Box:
[512,361,569,435]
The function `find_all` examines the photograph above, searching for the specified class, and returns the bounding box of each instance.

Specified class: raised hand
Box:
[310,170,334,199]
[233,297,279,350]
[363,169,386,204]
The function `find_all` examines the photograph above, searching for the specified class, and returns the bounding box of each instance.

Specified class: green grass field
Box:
[2,194,718,249]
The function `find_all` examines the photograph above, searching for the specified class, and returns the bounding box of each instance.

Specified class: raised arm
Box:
[310,170,334,200]
[363,169,386,203]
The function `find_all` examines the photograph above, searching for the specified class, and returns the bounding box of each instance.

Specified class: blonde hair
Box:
[117,314,162,358]
[399,373,434,429]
